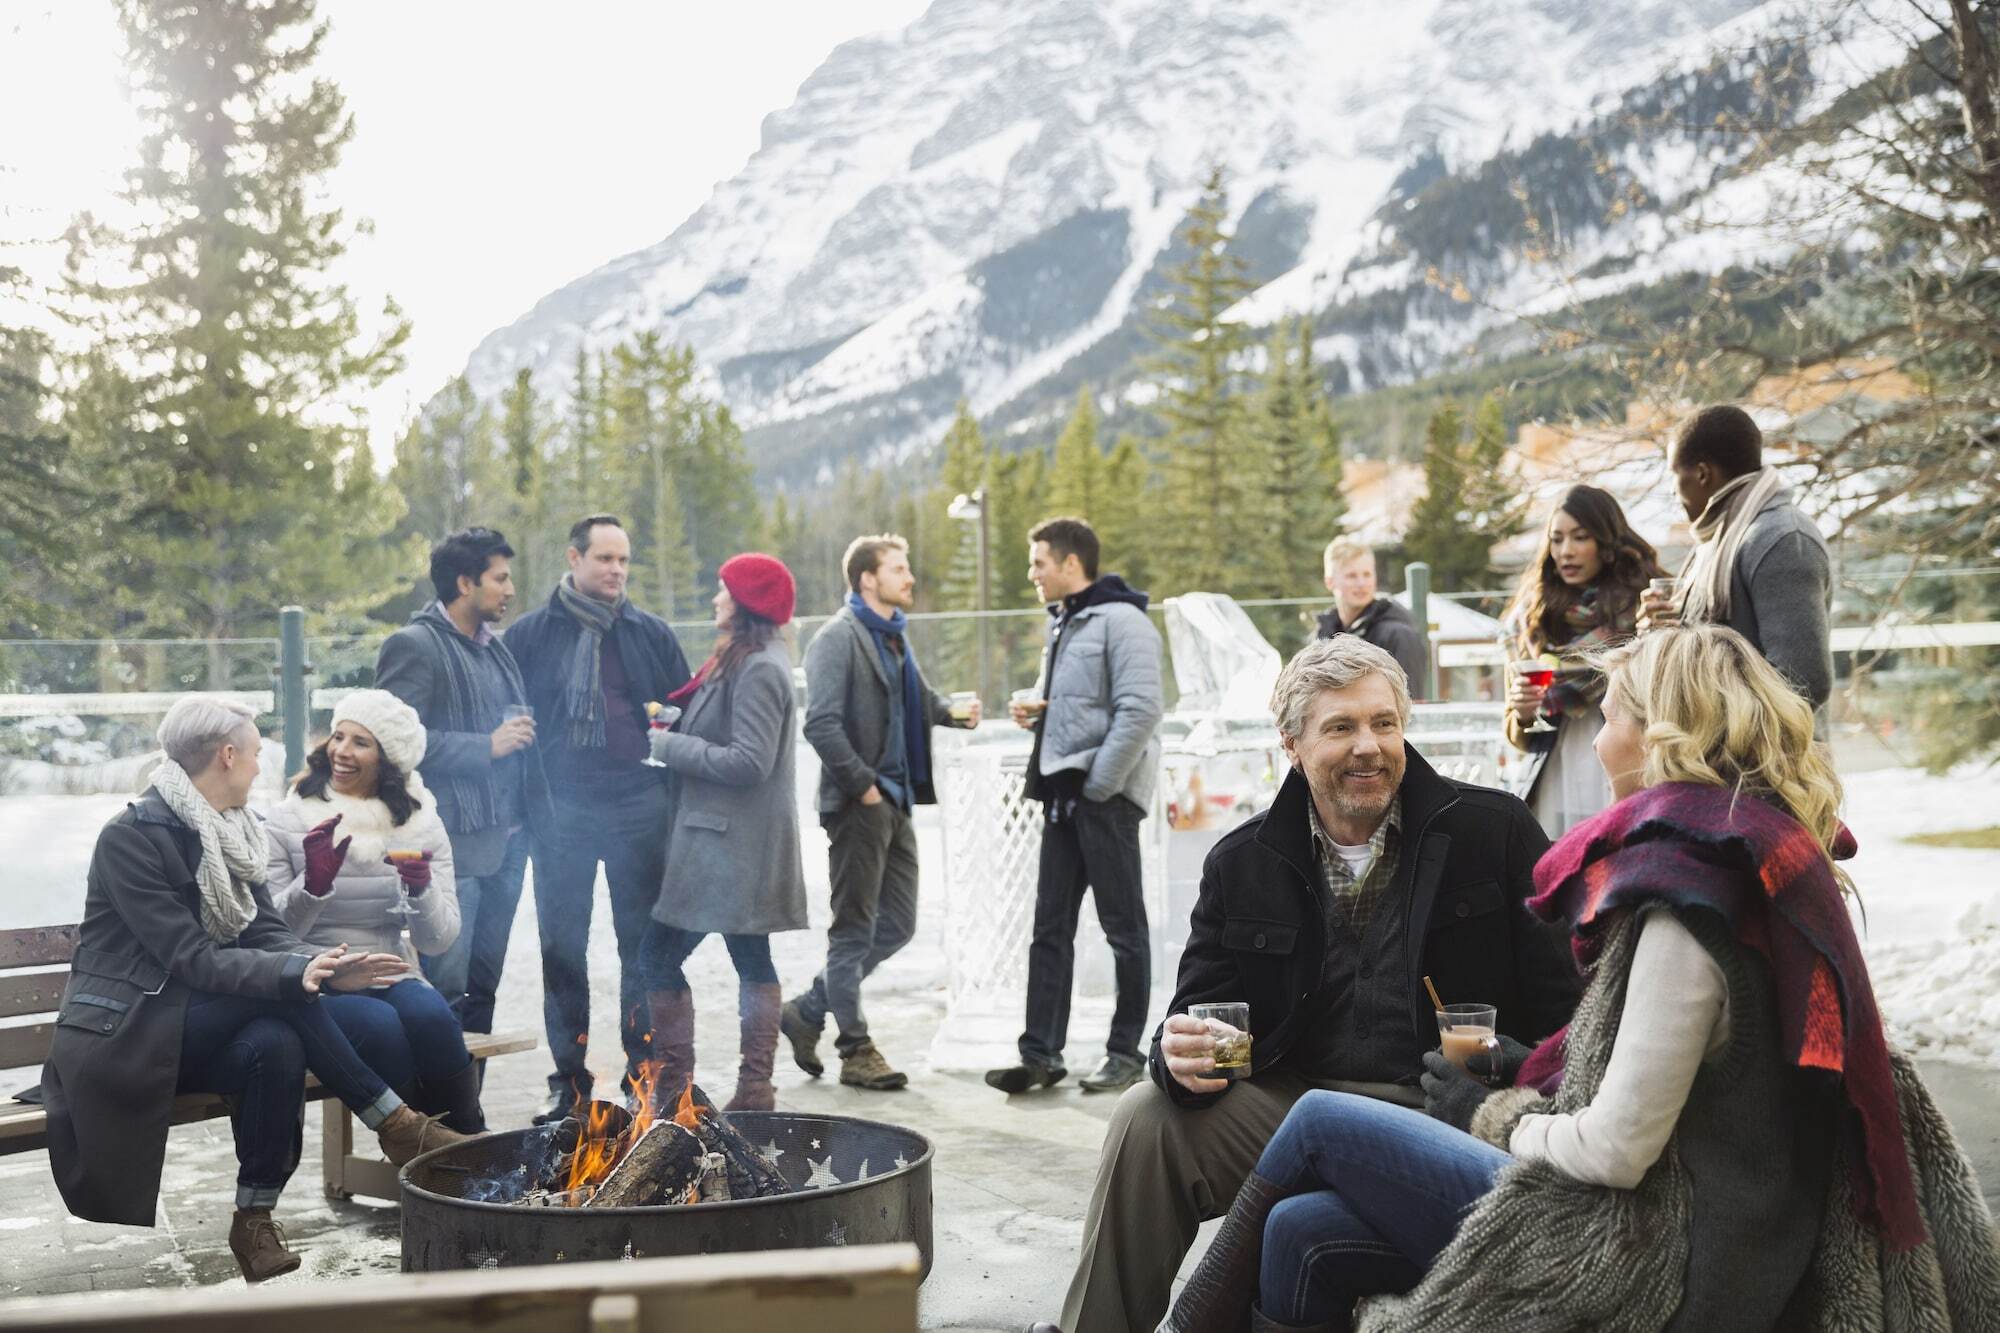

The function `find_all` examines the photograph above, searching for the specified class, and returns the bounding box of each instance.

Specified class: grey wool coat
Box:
[803,604,970,816]
[648,638,808,936]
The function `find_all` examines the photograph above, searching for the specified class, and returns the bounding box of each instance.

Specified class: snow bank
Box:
[1871,893,2000,1066]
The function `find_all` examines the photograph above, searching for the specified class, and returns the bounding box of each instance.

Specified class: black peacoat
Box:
[42,789,314,1226]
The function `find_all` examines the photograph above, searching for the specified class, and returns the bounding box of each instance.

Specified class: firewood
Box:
[593,1121,705,1208]
[682,1085,791,1199]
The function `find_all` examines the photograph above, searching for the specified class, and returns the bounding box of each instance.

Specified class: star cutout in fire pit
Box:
[893,1154,909,1170]
[758,1140,785,1166]
[465,1249,505,1270]
[824,1219,848,1246]
[804,1155,840,1189]
[855,1158,871,1182]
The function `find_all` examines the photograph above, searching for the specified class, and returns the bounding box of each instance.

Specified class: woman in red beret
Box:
[640,553,808,1111]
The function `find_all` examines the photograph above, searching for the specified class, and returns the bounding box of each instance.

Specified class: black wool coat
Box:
[1149,750,1583,1108]
[42,790,314,1226]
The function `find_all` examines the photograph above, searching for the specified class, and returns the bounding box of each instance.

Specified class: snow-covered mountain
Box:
[457,0,1876,480]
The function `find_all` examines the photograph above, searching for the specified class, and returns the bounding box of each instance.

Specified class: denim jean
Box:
[1255,1091,1510,1325]
[420,828,529,1033]
[639,926,778,991]
[176,989,399,1210]
[322,979,472,1093]
[1019,794,1151,1066]
[533,776,670,1095]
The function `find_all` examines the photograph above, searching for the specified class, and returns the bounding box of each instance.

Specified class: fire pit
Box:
[400,1098,934,1277]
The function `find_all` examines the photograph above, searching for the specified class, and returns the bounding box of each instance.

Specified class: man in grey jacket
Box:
[782,534,979,1091]
[1641,405,1833,713]
[987,517,1165,1097]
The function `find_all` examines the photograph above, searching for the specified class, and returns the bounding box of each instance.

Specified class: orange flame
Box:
[557,1060,699,1202]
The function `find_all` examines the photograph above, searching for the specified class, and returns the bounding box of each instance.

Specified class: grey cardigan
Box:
[1037,599,1166,811]
[648,638,808,936]
[803,605,967,816]
[1712,488,1833,711]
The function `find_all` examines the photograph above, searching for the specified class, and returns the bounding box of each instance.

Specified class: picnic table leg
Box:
[322,1098,354,1199]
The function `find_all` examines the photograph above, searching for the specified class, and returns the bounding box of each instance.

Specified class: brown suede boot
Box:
[724,981,782,1112]
[645,987,696,1110]
[1157,1172,1287,1333]
[228,1208,301,1283]
[375,1104,474,1167]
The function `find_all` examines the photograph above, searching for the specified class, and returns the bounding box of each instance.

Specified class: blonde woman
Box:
[1163,625,1997,1332]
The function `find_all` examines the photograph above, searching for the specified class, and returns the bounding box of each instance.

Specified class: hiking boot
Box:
[376,1104,474,1167]
[839,1040,909,1090]
[1079,1052,1146,1093]
[229,1208,301,1283]
[780,997,825,1078]
[984,1061,1066,1094]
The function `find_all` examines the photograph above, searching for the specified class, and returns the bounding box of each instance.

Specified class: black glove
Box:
[1465,1033,1534,1086]
[1421,1050,1491,1133]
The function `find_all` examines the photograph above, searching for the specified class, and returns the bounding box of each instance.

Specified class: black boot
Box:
[419,1060,487,1135]
[1158,1172,1287,1333]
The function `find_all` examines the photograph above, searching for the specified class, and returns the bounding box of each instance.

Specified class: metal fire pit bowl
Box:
[400,1112,934,1278]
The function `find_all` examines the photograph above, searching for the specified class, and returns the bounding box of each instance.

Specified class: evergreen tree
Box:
[61,0,414,675]
[1097,434,1153,589]
[0,324,87,635]
[496,367,551,596]
[1144,166,1257,593]
[604,333,699,616]
[1402,394,1522,590]
[1248,319,1347,597]
[390,376,494,541]
[1045,387,1104,518]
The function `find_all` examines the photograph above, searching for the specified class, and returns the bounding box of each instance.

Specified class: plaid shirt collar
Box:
[1307,793,1401,896]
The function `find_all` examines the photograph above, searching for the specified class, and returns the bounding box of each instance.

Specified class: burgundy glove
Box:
[387,851,433,897]
[301,815,351,897]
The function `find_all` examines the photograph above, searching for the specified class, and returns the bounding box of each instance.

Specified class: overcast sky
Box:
[0,0,930,458]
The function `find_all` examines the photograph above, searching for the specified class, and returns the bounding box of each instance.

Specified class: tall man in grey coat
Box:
[987,516,1165,1098]
[782,534,979,1091]
[376,527,540,1036]
[1640,404,1833,714]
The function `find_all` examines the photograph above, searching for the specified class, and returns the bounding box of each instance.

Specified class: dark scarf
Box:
[553,573,627,749]
[1524,782,1921,1252]
[411,602,527,829]
[848,592,929,799]
[1521,585,1633,718]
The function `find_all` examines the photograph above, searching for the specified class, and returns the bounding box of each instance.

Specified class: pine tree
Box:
[60,0,414,674]
[1403,394,1522,590]
[0,324,88,636]
[496,367,551,596]
[1045,387,1104,518]
[604,333,699,616]
[1144,166,1258,593]
[1248,319,1347,597]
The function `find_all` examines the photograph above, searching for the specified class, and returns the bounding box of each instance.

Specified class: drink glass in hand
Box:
[1190,1001,1252,1081]
[1008,687,1047,728]
[1641,577,1680,633]
[502,704,534,722]
[1436,1003,1502,1083]
[1508,660,1558,734]
[948,690,980,723]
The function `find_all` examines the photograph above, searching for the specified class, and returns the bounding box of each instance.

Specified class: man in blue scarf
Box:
[785,535,979,1090]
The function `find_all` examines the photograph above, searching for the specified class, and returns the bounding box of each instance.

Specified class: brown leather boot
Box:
[1157,1172,1287,1333]
[228,1208,301,1283]
[725,982,782,1112]
[645,987,696,1111]
[375,1104,474,1167]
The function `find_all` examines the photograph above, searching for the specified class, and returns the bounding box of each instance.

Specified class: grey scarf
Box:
[554,573,626,749]
[150,757,270,944]
[1677,467,1787,626]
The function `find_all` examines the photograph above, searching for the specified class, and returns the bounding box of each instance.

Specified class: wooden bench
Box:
[0,1244,922,1331]
[0,924,536,1203]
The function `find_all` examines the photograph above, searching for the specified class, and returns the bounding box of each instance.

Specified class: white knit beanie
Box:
[331,689,427,777]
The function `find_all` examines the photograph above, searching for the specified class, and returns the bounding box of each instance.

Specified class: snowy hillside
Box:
[455,0,1891,480]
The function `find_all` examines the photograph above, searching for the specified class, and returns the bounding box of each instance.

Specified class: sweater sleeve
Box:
[1508,911,1729,1188]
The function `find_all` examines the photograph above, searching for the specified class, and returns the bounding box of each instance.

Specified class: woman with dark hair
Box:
[1500,484,1665,836]
[265,690,485,1135]
[641,553,809,1111]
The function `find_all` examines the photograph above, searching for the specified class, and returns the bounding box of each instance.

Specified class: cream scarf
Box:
[1676,467,1786,625]
[151,758,271,944]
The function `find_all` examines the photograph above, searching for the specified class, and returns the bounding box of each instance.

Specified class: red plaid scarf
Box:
[1523,782,1923,1252]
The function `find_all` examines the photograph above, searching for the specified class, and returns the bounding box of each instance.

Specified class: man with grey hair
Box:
[1040,636,1581,1333]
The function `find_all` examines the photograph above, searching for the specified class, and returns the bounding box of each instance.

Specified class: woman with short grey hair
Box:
[42,696,474,1283]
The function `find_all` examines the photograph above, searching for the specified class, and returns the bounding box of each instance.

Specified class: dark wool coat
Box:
[1315,597,1430,699]
[803,604,965,815]
[1149,750,1581,1108]
[42,790,314,1226]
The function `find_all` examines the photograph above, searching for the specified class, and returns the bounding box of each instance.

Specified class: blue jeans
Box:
[1256,1091,1509,1324]
[322,979,472,1093]
[176,989,399,1209]
[639,926,778,991]
[420,829,529,1033]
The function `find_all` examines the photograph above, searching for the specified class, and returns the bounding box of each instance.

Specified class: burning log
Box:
[592,1121,706,1208]
[676,1083,791,1200]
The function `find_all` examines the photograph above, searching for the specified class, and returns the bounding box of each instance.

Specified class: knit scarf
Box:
[150,758,270,944]
[554,573,626,749]
[1521,586,1633,719]
[1678,466,1786,625]
[1526,782,1922,1252]
[847,593,930,799]
[412,603,526,830]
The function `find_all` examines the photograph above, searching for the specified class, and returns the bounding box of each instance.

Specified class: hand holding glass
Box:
[1508,660,1557,735]
[1189,1001,1252,1081]
[1436,1003,1502,1084]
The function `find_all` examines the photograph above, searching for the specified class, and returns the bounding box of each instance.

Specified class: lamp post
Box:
[947,487,992,705]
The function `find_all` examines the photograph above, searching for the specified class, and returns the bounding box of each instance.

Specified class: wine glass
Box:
[1509,658,1558,735]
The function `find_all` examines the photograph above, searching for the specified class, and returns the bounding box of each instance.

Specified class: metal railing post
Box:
[1405,563,1438,699]
[280,606,309,778]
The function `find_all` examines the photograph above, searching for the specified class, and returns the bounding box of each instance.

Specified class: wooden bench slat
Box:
[0,972,66,1021]
[0,926,79,969]
[0,1023,53,1071]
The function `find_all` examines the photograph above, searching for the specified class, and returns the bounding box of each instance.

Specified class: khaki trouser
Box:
[1060,1072,1422,1333]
